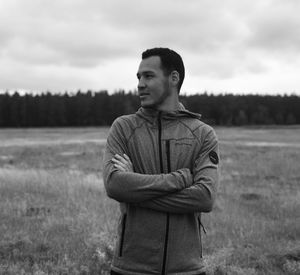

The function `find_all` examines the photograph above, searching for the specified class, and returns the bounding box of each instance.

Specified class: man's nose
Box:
[138,77,146,89]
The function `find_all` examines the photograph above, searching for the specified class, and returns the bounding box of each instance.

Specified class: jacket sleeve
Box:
[136,127,219,213]
[103,117,194,203]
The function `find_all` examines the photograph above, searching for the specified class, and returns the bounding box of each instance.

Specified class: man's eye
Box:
[145,74,153,79]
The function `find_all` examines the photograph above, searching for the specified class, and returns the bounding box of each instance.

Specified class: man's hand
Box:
[112,154,134,172]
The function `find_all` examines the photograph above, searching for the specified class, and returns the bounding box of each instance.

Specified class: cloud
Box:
[0,0,138,68]
[0,0,300,93]
[2,0,251,63]
[246,0,300,58]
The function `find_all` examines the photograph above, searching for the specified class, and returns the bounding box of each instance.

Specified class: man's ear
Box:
[170,71,180,87]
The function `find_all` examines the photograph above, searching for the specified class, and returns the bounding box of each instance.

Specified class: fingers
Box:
[113,163,126,172]
[111,158,124,167]
[112,154,133,172]
[123,154,131,162]
[113,154,129,165]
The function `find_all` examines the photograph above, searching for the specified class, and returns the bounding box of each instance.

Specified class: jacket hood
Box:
[136,103,202,124]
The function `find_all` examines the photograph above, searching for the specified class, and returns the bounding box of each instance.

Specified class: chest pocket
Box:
[167,138,198,171]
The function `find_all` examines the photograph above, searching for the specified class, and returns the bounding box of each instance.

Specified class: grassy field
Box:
[0,126,299,275]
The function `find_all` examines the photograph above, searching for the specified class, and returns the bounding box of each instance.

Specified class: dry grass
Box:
[202,127,300,275]
[0,126,299,274]
[0,167,118,274]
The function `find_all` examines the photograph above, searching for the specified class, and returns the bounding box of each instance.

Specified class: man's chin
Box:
[140,101,154,108]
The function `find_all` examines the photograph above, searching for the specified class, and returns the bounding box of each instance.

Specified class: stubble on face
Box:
[137,56,173,110]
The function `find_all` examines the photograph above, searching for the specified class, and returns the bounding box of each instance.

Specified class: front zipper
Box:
[166,140,171,173]
[162,139,171,275]
[157,112,164,173]
[158,112,170,275]
[119,213,127,257]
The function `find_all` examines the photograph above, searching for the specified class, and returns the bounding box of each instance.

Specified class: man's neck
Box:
[156,95,180,112]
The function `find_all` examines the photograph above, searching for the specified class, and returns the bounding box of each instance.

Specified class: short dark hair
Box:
[142,47,185,92]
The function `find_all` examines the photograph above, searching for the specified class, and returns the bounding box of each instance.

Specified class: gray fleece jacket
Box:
[103,105,219,275]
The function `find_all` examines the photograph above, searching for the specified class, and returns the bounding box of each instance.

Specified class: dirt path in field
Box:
[1,137,300,148]
[0,139,107,147]
[220,140,300,148]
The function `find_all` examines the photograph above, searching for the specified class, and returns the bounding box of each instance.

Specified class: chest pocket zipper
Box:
[197,216,206,258]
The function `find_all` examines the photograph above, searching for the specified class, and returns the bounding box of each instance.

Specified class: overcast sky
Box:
[1,0,300,95]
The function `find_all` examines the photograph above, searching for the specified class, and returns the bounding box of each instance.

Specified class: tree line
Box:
[0,90,299,127]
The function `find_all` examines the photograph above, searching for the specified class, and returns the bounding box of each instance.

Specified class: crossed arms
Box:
[103,119,219,214]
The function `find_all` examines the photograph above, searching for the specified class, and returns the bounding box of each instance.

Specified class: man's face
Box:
[137,56,171,110]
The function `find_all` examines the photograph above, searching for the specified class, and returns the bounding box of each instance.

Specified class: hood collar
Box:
[136,103,201,124]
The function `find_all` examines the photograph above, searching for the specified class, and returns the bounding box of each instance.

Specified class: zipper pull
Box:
[200,222,207,234]
[198,216,207,234]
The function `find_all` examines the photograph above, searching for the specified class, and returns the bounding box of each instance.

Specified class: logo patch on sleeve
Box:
[209,151,219,164]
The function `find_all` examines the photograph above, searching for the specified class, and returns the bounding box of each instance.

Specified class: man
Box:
[103,47,219,275]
